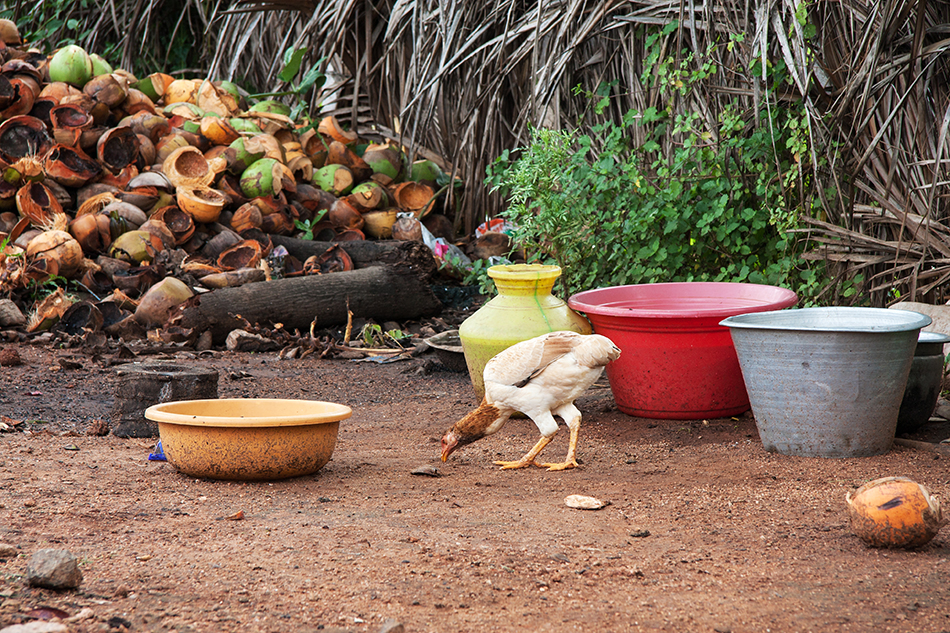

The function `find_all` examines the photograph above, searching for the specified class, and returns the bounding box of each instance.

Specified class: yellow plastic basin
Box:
[145,398,352,481]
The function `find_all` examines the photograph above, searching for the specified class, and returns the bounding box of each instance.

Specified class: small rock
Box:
[65,607,95,623]
[564,494,609,510]
[195,329,214,351]
[378,619,405,633]
[26,549,83,590]
[0,347,22,367]
[410,465,441,477]
[86,419,110,437]
[0,622,68,633]
[0,299,26,327]
[56,357,82,370]
[0,543,17,558]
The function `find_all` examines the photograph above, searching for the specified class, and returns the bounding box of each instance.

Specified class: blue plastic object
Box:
[148,439,166,461]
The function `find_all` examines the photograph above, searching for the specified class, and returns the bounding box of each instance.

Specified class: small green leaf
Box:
[296,63,326,94]
[278,48,307,83]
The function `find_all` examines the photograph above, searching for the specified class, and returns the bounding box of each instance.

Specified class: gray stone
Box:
[0,622,68,633]
[25,549,83,590]
[410,465,441,477]
[0,543,17,558]
[378,619,405,633]
[0,299,25,327]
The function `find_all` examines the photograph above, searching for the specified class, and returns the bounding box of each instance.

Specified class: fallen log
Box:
[270,235,438,277]
[172,264,443,345]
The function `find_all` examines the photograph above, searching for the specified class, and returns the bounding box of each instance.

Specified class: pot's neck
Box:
[494,278,557,297]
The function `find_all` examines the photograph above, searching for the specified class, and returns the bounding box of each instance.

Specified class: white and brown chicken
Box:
[440,331,620,471]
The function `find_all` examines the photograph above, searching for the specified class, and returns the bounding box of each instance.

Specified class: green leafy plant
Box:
[358,322,409,348]
[0,0,93,51]
[457,257,496,296]
[23,272,76,304]
[486,27,824,301]
[359,323,384,346]
[249,47,326,127]
[293,210,328,240]
[385,329,410,346]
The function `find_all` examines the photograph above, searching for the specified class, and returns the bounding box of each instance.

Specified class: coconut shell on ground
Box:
[846,476,945,548]
[134,277,195,326]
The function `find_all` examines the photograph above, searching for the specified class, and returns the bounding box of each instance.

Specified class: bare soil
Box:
[2,328,950,632]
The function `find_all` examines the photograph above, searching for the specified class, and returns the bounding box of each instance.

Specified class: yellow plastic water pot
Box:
[458,264,591,397]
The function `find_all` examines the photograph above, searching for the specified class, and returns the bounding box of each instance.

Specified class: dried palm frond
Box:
[12,0,216,78]
[207,0,814,237]
[14,0,950,302]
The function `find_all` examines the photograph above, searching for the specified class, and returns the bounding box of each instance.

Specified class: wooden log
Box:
[270,235,437,277]
[172,264,443,344]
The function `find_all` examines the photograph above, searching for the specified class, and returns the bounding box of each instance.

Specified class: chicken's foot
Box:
[495,435,552,470]
[539,420,580,471]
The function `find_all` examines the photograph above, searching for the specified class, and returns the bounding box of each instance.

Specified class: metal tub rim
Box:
[721,306,932,333]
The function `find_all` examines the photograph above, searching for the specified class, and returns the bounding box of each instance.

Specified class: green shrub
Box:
[486,29,824,301]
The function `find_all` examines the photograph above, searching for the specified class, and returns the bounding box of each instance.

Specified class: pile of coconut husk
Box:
[0,22,504,348]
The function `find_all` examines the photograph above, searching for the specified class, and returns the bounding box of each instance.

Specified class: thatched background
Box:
[11,0,950,304]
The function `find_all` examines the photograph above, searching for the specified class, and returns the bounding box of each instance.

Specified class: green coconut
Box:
[162,102,205,119]
[248,100,292,117]
[89,54,114,76]
[48,45,95,88]
[363,148,403,181]
[312,164,354,196]
[410,159,444,184]
[228,138,266,175]
[229,118,261,135]
[133,73,166,101]
[217,80,242,101]
[350,181,389,209]
[240,158,281,198]
[180,119,201,135]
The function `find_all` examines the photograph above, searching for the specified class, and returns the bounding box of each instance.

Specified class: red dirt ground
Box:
[1,337,950,632]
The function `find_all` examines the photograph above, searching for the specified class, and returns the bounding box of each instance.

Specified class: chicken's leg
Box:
[540,404,582,471]
[494,435,553,470]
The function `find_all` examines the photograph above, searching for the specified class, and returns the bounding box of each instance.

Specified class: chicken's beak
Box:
[440,432,457,462]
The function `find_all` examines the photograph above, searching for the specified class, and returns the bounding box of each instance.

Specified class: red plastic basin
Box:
[568,282,798,419]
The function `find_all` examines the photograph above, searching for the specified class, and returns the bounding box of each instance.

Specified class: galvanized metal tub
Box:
[720,307,932,458]
[897,330,950,434]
